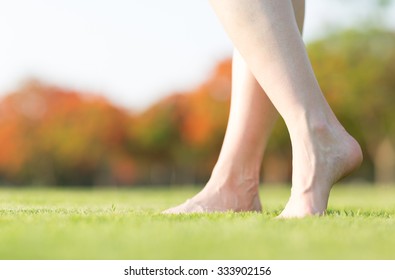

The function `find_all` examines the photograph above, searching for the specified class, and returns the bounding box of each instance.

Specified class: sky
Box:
[1,0,395,112]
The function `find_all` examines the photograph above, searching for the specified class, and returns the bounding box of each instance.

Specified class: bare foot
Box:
[162,175,262,214]
[278,122,363,218]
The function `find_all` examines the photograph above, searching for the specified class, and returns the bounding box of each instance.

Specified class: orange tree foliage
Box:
[0,61,231,186]
[0,81,135,185]
[130,60,231,184]
[2,29,394,186]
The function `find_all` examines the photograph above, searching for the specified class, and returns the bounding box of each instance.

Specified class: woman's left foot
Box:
[162,175,262,214]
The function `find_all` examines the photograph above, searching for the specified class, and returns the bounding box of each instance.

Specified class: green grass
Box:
[0,185,394,259]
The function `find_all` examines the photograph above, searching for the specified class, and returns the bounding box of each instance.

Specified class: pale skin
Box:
[163,0,363,217]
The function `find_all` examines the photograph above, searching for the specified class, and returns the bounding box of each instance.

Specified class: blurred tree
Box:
[130,60,231,184]
[0,80,135,186]
[308,29,395,182]
[1,29,395,186]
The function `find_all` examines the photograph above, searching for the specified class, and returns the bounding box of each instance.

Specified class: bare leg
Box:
[163,50,275,213]
[208,0,362,217]
[163,1,306,214]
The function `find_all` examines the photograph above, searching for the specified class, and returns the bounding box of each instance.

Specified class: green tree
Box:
[308,29,395,182]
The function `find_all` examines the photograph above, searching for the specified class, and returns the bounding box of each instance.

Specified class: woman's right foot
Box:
[278,121,363,218]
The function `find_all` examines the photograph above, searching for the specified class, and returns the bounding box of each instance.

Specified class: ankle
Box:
[288,110,338,138]
[212,161,261,183]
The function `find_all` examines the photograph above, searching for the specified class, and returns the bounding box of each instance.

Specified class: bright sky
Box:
[1,0,394,112]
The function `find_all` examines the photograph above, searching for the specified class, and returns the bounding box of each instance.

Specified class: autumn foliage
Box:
[1,29,395,186]
[0,60,231,186]
[0,80,137,185]
[130,60,231,185]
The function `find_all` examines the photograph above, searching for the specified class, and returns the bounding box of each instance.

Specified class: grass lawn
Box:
[0,185,394,259]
